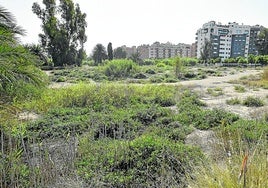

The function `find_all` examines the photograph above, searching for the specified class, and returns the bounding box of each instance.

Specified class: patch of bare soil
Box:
[180,68,267,119]
[18,111,40,121]
[185,129,217,157]
[184,68,267,156]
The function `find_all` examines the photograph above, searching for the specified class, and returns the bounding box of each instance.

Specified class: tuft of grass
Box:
[207,87,224,97]
[226,97,241,105]
[242,96,265,107]
[190,118,268,188]
[234,85,246,93]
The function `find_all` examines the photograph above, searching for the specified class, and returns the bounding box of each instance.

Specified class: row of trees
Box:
[223,55,268,66]
[91,43,142,65]
[30,0,268,68]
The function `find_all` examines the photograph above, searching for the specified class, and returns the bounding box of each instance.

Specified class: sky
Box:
[0,0,268,55]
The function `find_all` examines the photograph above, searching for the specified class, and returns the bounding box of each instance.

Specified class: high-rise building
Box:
[196,21,262,60]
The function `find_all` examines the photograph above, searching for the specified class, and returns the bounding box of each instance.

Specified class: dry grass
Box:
[189,125,268,188]
[263,66,268,81]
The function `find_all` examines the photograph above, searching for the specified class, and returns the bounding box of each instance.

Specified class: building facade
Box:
[196,21,261,60]
[149,42,191,59]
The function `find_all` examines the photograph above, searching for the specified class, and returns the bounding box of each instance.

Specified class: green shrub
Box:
[104,59,137,79]
[149,75,165,83]
[242,96,265,107]
[177,90,239,129]
[145,68,156,74]
[156,62,166,67]
[76,134,203,187]
[184,72,196,79]
[133,72,147,79]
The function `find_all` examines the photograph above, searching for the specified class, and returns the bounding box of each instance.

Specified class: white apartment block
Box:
[196,21,261,60]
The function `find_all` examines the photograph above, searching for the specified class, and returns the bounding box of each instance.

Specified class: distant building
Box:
[190,43,197,57]
[196,21,262,60]
[149,42,192,59]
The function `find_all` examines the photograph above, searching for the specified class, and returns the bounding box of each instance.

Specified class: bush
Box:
[242,96,265,107]
[76,134,204,187]
[184,72,196,79]
[156,62,166,67]
[177,90,239,129]
[133,73,147,79]
[104,59,137,79]
[145,68,156,74]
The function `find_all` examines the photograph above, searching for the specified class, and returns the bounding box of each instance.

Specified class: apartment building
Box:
[196,21,261,60]
[149,42,191,59]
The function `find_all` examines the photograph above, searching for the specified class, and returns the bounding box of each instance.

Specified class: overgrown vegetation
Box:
[1,4,268,188]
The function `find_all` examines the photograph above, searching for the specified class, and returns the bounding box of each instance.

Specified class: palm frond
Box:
[0,6,25,36]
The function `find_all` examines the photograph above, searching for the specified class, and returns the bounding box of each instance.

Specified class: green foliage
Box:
[182,57,199,66]
[173,56,184,78]
[221,119,268,144]
[24,44,50,66]
[176,90,239,129]
[76,133,203,187]
[0,7,47,102]
[207,87,224,97]
[129,51,142,64]
[200,38,212,63]
[226,97,241,105]
[256,27,268,55]
[223,55,268,66]
[92,43,107,65]
[242,96,265,107]
[104,59,137,79]
[113,47,127,59]
[107,42,113,61]
[32,0,87,66]
[22,83,177,112]
[234,85,246,93]
[191,114,268,188]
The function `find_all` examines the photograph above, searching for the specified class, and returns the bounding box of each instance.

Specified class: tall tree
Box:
[32,0,87,67]
[92,43,107,65]
[114,47,127,59]
[129,51,142,64]
[256,27,268,55]
[107,42,113,60]
[200,38,212,64]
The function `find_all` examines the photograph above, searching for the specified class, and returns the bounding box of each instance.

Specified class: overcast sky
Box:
[0,0,267,55]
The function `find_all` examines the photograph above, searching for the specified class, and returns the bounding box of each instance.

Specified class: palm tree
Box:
[0,6,47,102]
[0,6,25,42]
[92,43,107,65]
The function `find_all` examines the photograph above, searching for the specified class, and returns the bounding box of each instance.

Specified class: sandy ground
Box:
[184,68,267,156]
[180,69,267,119]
